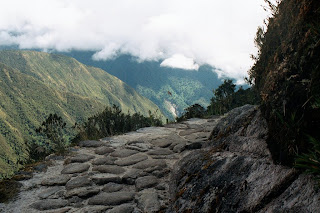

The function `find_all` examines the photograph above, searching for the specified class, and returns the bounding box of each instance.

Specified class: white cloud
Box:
[0,0,269,80]
[161,54,199,70]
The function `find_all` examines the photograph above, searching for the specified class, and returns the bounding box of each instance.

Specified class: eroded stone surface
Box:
[65,187,100,198]
[61,163,90,174]
[136,176,158,191]
[110,149,139,158]
[114,153,148,166]
[65,176,91,190]
[41,175,71,186]
[92,176,122,185]
[31,199,68,210]
[70,154,95,163]
[102,183,124,192]
[38,187,63,199]
[133,159,167,170]
[95,146,115,155]
[92,165,126,174]
[92,156,116,165]
[88,192,135,205]
[137,190,161,213]
[147,148,174,156]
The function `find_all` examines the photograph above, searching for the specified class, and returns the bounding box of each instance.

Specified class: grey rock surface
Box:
[137,190,161,213]
[114,153,148,166]
[135,176,158,191]
[95,146,115,155]
[65,176,91,190]
[41,175,71,186]
[166,105,320,213]
[107,204,135,213]
[88,192,135,205]
[61,163,90,174]
[92,165,126,174]
[110,149,139,158]
[69,154,95,163]
[30,199,68,210]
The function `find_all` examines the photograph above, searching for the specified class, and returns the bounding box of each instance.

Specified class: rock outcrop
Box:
[167,105,320,212]
[1,105,319,212]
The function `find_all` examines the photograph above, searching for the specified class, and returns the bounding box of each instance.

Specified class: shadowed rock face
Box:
[166,105,320,212]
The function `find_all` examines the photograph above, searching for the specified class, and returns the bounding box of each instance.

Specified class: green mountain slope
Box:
[0,50,164,178]
[60,52,224,119]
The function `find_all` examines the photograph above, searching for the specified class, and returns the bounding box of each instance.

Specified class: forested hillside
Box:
[0,50,164,178]
[60,52,224,119]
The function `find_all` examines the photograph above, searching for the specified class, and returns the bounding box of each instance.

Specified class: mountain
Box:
[0,50,164,178]
[59,52,224,119]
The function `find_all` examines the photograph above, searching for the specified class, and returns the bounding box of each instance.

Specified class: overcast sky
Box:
[0,0,269,82]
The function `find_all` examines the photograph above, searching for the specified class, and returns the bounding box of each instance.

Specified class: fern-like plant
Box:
[295,136,320,184]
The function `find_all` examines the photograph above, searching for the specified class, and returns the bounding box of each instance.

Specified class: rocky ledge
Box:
[1,105,319,213]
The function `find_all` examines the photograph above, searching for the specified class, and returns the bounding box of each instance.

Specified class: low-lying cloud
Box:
[0,0,268,80]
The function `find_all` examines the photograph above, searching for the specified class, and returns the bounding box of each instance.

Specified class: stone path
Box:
[0,118,218,213]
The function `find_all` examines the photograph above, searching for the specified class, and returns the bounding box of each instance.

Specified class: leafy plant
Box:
[73,105,163,142]
[176,104,206,122]
[35,113,68,155]
[295,136,320,184]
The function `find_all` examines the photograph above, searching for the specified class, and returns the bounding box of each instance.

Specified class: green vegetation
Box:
[295,136,320,185]
[177,79,257,121]
[0,50,164,178]
[248,0,320,166]
[73,105,162,142]
[35,113,69,155]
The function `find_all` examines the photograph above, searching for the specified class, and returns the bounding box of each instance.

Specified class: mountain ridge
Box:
[0,50,164,178]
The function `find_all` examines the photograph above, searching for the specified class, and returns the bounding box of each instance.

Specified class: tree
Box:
[212,79,236,114]
[36,113,67,154]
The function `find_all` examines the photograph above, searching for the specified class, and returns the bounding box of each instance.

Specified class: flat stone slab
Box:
[88,192,135,205]
[61,163,90,174]
[41,175,71,186]
[107,204,135,213]
[102,183,124,192]
[92,165,125,174]
[30,199,68,210]
[79,140,106,147]
[173,143,186,153]
[66,176,91,190]
[65,187,100,198]
[92,156,116,165]
[150,139,173,148]
[95,147,115,155]
[137,191,161,212]
[133,159,167,170]
[110,149,139,158]
[122,169,148,185]
[135,176,158,191]
[114,153,148,166]
[147,148,174,155]
[38,186,63,199]
[92,176,122,185]
[70,154,95,163]
[179,129,200,136]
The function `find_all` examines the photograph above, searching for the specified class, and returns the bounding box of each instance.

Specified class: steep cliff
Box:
[250,0,320,164]
[167,105,320,212]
